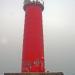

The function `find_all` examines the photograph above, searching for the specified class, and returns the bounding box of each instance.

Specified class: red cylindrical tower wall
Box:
[22,1,45,72]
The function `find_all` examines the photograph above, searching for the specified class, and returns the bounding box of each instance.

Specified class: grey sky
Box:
[0,0,75,75]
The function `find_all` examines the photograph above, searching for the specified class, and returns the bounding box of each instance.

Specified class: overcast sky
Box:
[0,0,75,75]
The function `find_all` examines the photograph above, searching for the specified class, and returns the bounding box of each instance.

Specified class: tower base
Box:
[4,72,64,75]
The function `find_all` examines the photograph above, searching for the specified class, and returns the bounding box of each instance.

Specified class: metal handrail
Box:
[24,0,44,6]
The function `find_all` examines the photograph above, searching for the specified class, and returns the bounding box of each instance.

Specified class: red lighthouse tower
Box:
[22,0,45,72]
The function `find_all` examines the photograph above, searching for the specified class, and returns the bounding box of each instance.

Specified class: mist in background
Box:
[0,0,75,75]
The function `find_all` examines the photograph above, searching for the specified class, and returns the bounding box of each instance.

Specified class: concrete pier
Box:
[4,72,64,75]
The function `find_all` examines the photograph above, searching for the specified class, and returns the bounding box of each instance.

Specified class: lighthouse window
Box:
[34,60,40,65]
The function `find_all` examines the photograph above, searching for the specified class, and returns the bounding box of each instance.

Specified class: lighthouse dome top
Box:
[24,0,44,10]
[24,0,44,5]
